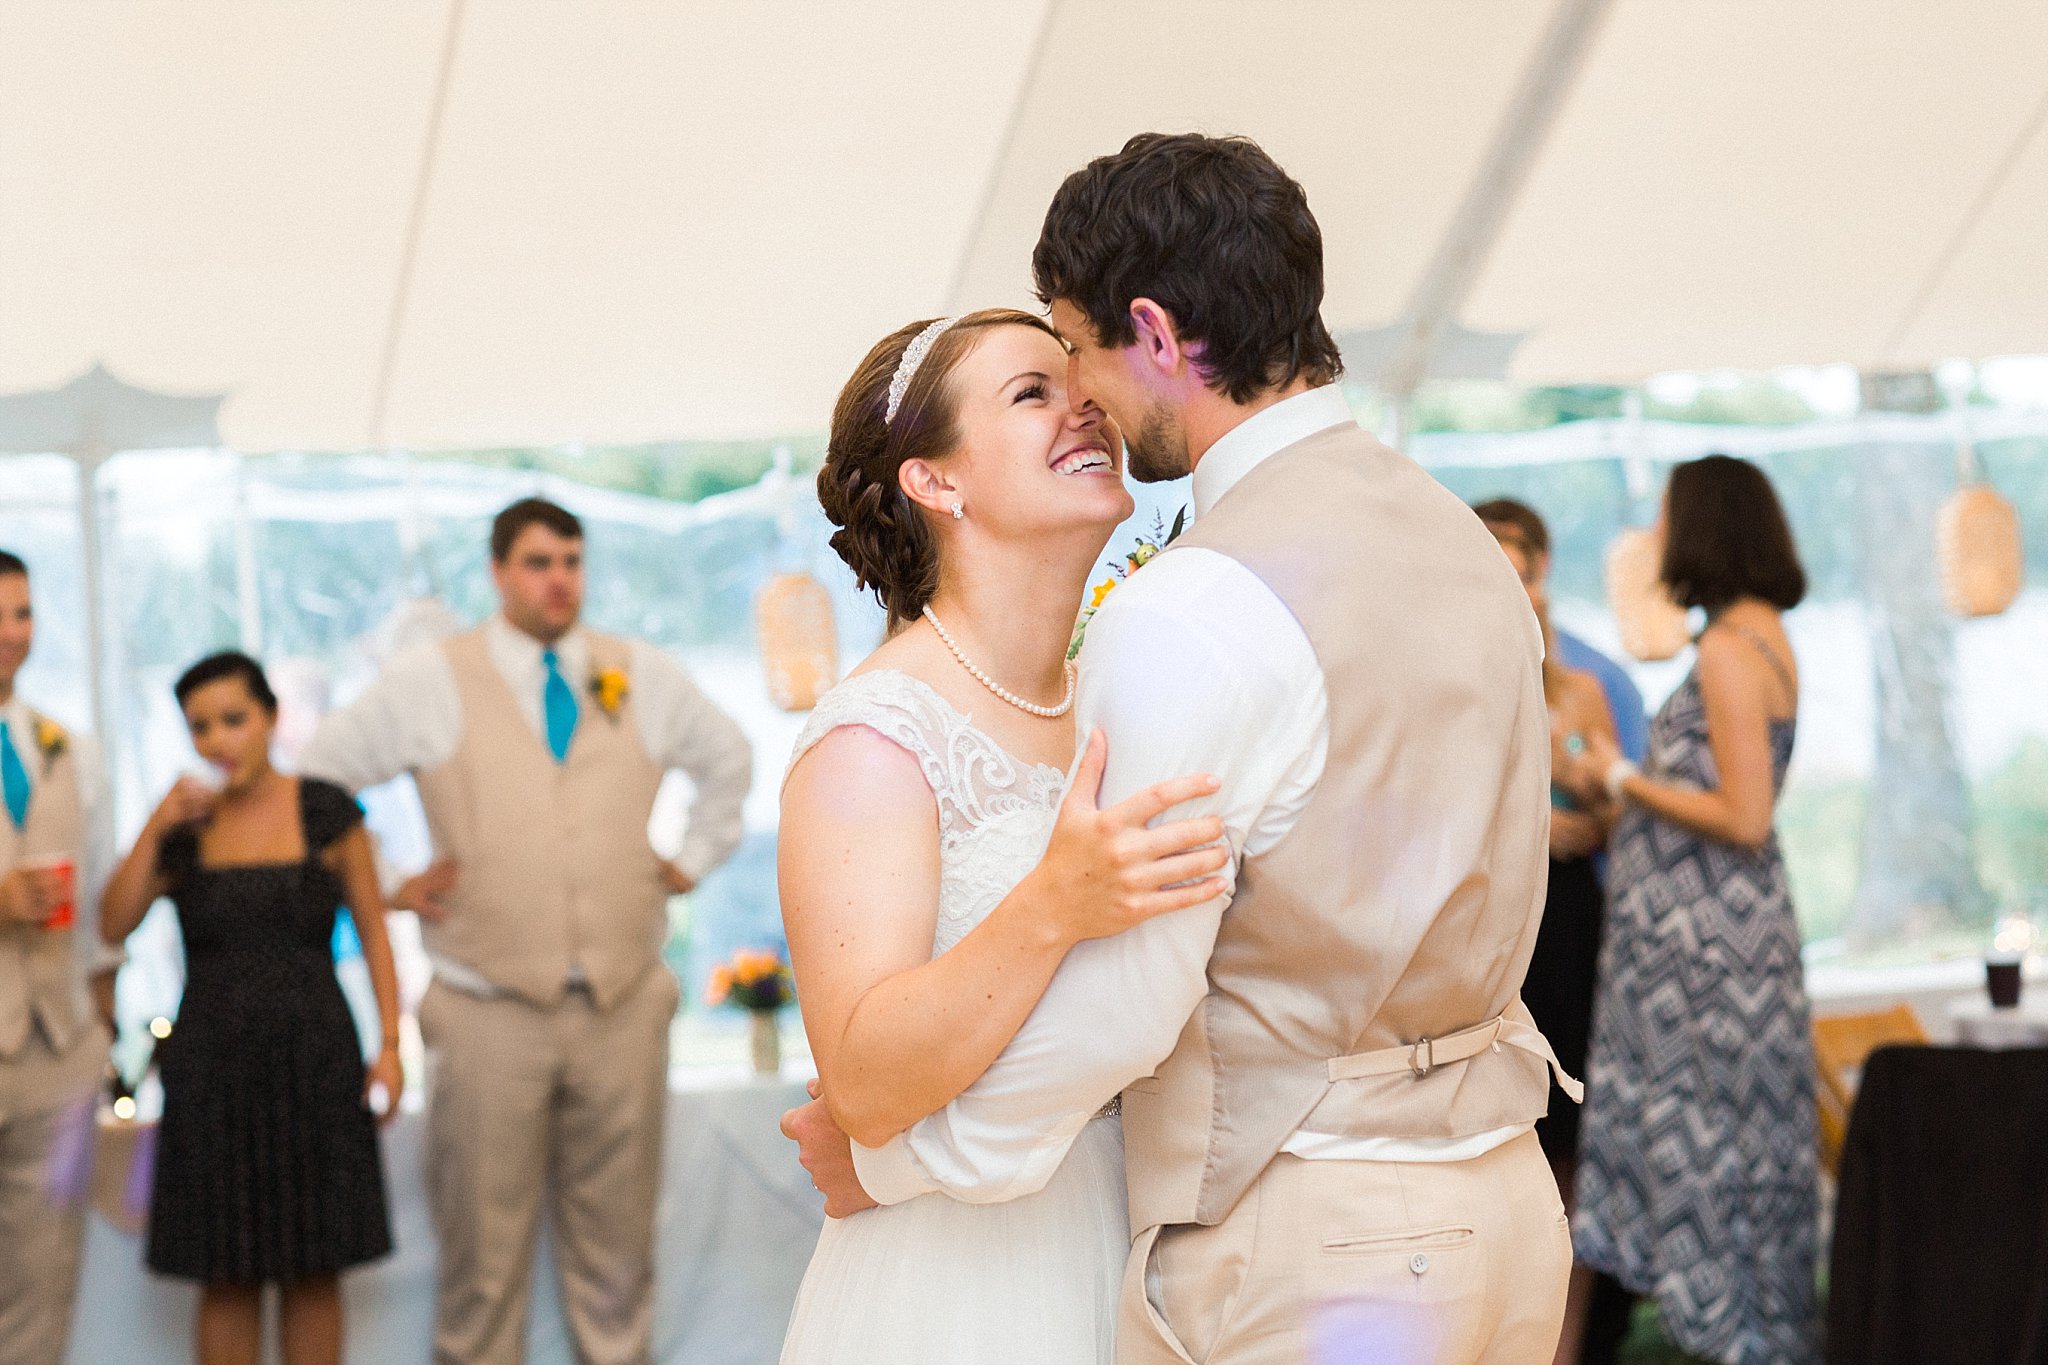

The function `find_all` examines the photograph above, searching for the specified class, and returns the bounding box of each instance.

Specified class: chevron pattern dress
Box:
[1572,668,1820,1364]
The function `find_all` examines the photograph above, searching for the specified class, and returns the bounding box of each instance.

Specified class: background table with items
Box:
[1825,1043,2048,1364]
[69,1074,824,1365]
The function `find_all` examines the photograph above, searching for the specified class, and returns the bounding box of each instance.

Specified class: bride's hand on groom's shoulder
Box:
[1030,730,1230,946]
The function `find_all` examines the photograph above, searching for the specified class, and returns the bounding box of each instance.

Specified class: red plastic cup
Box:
[25,857,75,930]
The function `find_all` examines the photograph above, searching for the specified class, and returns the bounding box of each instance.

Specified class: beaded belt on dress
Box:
[1095,1095,1122,1120]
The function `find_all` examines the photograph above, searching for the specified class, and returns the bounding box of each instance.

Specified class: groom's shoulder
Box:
[1087,543,1297,662]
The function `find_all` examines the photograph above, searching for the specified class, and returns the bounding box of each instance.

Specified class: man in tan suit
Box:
[0,551,116,1365]
[301,499,753,1365]
[798,135,1574,1363]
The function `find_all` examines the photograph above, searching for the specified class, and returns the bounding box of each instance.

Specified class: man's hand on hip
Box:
[395,860,459,921]
[781,1080,878,1220]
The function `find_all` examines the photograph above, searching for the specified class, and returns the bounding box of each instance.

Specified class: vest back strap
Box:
[1327,1012,1585,1103]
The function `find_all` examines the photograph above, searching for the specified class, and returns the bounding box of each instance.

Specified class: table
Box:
[68,1076,824,1365]
[1947,995,2048,1049]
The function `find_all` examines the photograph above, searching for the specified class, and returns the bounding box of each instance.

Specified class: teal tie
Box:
[542,649,579,763]
[0,721,29,831]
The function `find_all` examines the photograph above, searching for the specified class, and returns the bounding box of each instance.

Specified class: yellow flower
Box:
[590,667,630,717]
[706,963,735,1006]
[1089,578,1118,609]
[734,949,784,986]
[33,718,66,759]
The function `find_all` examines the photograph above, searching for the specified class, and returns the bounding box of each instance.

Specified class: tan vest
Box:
[1122,425,1558,1230]
[0,711,104,1109]
[412,628,669,1009]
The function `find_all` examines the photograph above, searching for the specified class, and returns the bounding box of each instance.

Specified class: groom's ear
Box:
[1129,298,1194,380]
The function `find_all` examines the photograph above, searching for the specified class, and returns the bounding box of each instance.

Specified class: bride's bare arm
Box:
[781,725,1225,1150]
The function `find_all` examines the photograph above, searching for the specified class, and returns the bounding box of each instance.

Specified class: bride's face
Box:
[938,324,1134,539]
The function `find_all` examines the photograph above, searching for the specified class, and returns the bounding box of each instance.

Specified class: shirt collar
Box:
[0,695,30,736]
[487,614,585,673]
[1190,385,1356,518]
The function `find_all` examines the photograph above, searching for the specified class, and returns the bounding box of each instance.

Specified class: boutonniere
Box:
[33,717,67,765]
[589,666,630,719]
[1068,507,1188,660]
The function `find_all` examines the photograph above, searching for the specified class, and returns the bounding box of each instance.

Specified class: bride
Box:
[776,309,1227,1364]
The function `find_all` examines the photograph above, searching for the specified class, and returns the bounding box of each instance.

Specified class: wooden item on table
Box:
[757,572,838,712]
[1936,482,2023,618]
[1813,1003,1929,1177]
[1604,527,1691,661]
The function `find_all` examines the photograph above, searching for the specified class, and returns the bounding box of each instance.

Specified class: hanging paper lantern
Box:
[757,572,838,711]
[1937,483,2023,618]
[1604,528,1691,662]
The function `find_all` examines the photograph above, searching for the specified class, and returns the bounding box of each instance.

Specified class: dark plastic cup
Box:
[1987,956,2024,1009]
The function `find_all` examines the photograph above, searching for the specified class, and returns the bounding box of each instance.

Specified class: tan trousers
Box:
[419,967,678,1365]
[0,1043,95,1365]
[1120,1130,1570,1365]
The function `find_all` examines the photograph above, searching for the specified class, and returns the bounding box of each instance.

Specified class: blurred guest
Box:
[1567,456,1819,1365]
[101,651,400,1365]
[1476,501,1625,1365]
[299,497,752,1365]
[0,550,118,1365]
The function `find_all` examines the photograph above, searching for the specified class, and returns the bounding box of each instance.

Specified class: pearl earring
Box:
[950,501,965,520]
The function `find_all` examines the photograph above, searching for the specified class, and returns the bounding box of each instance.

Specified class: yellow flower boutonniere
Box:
[1068,507,1189,661]
[589,666,630,719]
[33,717,67,763]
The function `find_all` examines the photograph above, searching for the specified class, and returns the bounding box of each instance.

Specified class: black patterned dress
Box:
[1572,665,1820,1365]
[146,778,392,1285]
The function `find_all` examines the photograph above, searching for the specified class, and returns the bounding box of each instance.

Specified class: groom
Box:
[792,134,1573,1363]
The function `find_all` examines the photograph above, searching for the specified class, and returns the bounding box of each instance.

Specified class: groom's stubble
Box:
[1125,400,1191,484]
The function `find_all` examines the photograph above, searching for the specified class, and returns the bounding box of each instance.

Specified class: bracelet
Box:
[1604,758,1641,806]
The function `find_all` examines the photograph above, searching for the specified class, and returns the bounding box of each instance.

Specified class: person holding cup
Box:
[100,651,401,1365]
[0,548,118,1365]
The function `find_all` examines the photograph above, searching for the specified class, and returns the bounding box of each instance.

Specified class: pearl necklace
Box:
[921,605,1076,718]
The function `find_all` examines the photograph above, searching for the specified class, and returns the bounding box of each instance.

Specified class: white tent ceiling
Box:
[3,0,2046,452]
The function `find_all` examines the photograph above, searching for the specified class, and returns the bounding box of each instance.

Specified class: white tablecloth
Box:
[68,1076,824,1365]
[1949,996,2048,1050]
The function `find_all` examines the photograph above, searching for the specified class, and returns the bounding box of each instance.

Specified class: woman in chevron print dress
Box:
[1569,456,1821,1365]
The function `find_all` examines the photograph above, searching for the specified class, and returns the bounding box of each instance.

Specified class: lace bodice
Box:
[787,670,1068,955]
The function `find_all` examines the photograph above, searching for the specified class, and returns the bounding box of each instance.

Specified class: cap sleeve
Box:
[300,777,366,854]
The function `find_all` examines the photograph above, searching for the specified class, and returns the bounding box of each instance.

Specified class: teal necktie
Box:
[542,649,579,763]
[0,720,30,831]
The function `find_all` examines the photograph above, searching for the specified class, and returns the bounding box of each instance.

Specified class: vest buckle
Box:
[1409,1036,1435,1079]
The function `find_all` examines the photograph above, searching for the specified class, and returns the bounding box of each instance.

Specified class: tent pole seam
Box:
[941,0,1063,315]
[369,0,467,452]
[1876,79,2048,368]
[1383,0,1615,400]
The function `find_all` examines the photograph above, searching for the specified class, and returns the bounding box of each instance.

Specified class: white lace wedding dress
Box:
[778,669,1128,1365]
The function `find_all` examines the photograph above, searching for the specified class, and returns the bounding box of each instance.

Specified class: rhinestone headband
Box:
[884,316,960,425]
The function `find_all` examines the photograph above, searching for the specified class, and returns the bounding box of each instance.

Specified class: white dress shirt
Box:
[299,615,752,891]
[853,386,1530,1208]
[1,695,120,971]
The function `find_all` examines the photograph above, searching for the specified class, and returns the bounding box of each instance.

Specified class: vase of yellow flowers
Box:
[708,948,796,1075]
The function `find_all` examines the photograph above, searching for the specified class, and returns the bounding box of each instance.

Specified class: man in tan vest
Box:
[300,499,752,1365]
[0,550,117,1365]
[803,135,1576,1363]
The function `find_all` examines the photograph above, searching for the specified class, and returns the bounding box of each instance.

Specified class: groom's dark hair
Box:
[1033,133,1343,405]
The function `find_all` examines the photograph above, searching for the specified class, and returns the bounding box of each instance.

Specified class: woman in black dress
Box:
[102,652,401,1365]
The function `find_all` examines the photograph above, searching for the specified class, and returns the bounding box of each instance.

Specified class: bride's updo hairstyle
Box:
[820,307,1057,625]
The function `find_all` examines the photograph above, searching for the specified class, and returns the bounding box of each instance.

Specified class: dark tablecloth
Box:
[1826,1044,2048,1365]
